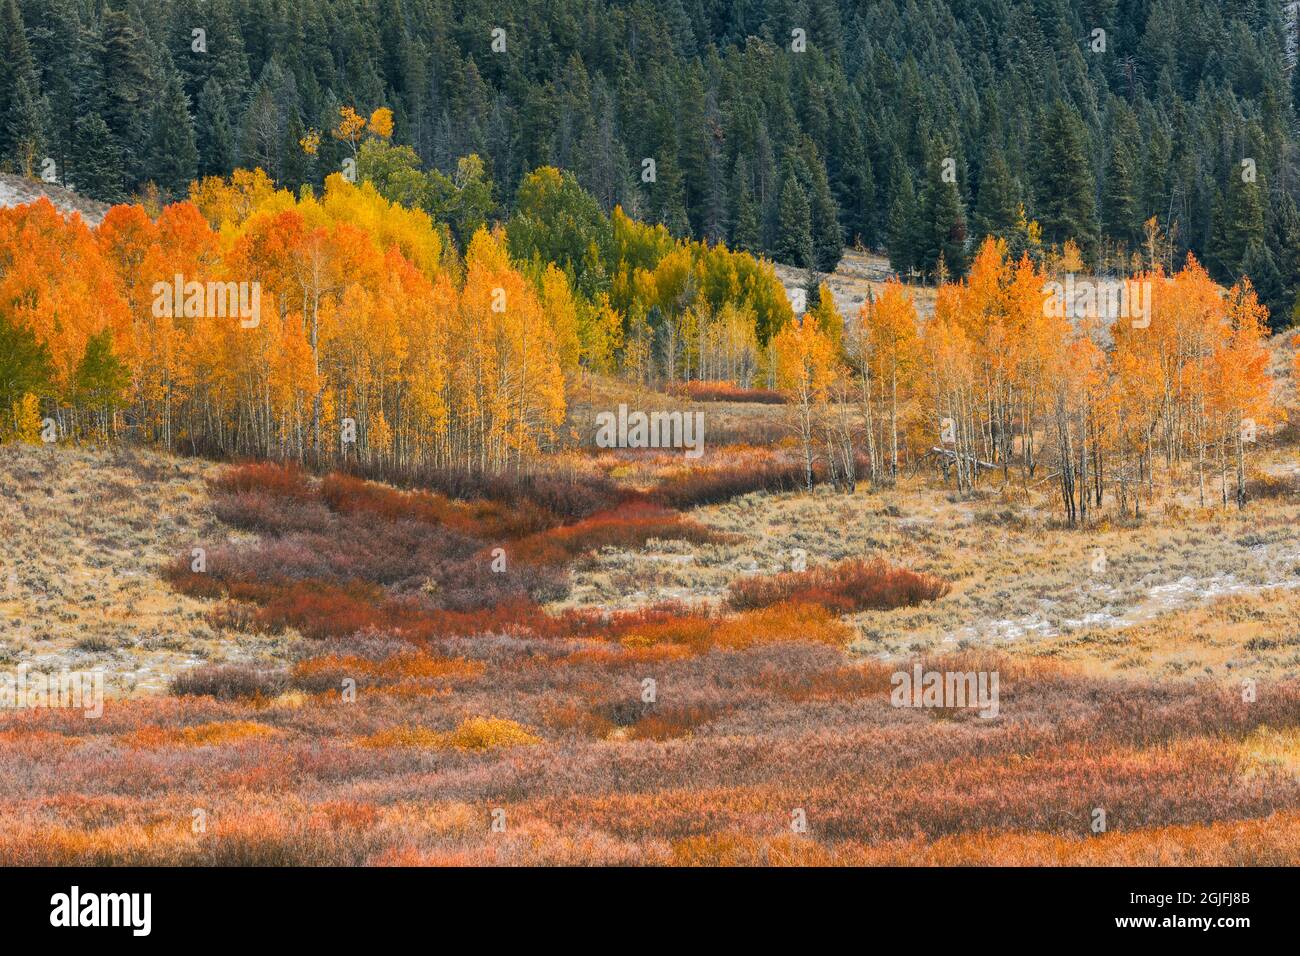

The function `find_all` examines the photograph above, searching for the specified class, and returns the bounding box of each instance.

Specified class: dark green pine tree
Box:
[971,145,1017,242]
[1035,100,1099,261]
[195,78,236,177]
[675,66,710,235]
[208,0,252,108]
[731,159,761,253]
[1101,102,1141,247]
[830,111,875,247]
[919,144,968,278]
[0,0,44,168]
[643,102,691,238]
[3,74,45,173]
[803,145,843,272]
[72,113,124,200]
[1241,240,1285,327]
[1292,51,1300,121]
[1138,109,1173,223]
[774,171,814,268]
[24,0,81,185]
[887,167,919,276]
[146,57,199,197]
[97,9,152,190]
[1209,172,1265,283]
[1263,191,1300,329]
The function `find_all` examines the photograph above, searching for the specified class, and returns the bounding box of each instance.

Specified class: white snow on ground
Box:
[0,172,109,224]
[944,540,1300,646]
[0,179,22,207]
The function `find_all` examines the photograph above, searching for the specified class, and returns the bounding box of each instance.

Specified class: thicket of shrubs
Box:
[170,664,289,700]
[170,463,952,648]
[670,381,786,404]
[651,455,872,509]
[336,459,628,521]
[727,558,952,614]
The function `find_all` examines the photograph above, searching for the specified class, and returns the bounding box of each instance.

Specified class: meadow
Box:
[2,416,1299,866]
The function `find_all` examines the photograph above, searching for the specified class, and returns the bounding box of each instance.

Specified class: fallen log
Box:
[929,446,1000,471]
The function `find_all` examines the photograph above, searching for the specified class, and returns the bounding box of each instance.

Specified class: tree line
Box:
[772,237,1279,523]
[4,0,1300,327]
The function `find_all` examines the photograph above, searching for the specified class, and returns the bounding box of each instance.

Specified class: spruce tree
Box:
[1035,100,1099,260]
[0,0,43,167]
[731,159,761,253]
[97,9,152,190]
[1264,191,1300,330]
[1209,171,1265,282]
[146,58,199,197]
[1101,102,1141,247]
[972,146,1017,242]
[806,155,843,271]
[919,144,968,278]
[196,78,236,176]
[72,113,124,200]
[774,172,814,268]
[887,168,918,276]
[1241,240,1285,327]
[25,0,80,184]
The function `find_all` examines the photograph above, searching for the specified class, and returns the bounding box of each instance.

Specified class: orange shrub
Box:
[123,720,281,748]
[562,643,695,666]
[625,704,726,741]
[727,557,950,614]
[211,461,315,499]
[356,717,540,750]
[712,602,855,649]
[292,652,484,683]
[613,601,853,652]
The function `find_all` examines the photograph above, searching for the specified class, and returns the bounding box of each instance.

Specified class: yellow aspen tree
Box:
[773,316,836,491]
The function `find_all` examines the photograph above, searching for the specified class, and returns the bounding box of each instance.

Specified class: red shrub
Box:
[671,380,786,404]
[652,459,813,508]
[509,502,732,566]
[243,580,393,639]
[319,473,555,538]
[336,460,628,521]
[210,461,314,499]
[726,557,950,613]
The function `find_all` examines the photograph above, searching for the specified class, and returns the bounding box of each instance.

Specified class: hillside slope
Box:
[0,172,109,225]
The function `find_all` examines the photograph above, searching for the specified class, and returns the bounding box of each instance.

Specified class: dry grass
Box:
[0,444,288,695]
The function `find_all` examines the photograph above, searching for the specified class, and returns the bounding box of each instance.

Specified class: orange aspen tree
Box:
[773,315,837,491]
[859,278,921,483]
[1208,279,1275,509]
